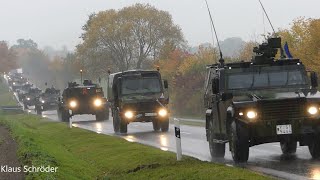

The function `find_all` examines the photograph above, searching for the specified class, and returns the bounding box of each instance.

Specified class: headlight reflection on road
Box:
[124,135,136,142]
[160,135,168,146]
[160,135,168,151]
[311,169,320,180]
[96,123,102,134]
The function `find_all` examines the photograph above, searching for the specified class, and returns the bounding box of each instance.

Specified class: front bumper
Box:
[120,110,169,123]
[40,102,58,111]
[243,117,320,146]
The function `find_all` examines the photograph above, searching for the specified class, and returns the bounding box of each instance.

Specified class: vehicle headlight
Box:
[94,98,102,107]
[308,106,318,115]
[246,110,257,119]
[26,97,30,101]
[124,111,134,119]
[158,109,168,117]
[13,82,16,85]
[41,100,45,103]
[69,101,77,108]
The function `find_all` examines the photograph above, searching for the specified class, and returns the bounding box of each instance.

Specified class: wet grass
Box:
[0,81,273,180]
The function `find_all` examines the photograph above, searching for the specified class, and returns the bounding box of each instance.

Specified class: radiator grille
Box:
[259,98,305,121]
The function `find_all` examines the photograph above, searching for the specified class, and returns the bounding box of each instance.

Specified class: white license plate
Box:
[145,113,157,117]
[276,125,292,135]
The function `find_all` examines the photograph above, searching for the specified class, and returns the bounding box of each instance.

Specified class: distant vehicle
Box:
[35,87,60,115]
[17,83,33,101]
[204,37,320,162]
[57,80,109,122]
[22,88,42,109]
[107,70,169,133]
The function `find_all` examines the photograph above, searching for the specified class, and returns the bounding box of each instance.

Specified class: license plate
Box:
[276,125,292,135]
[145,113,157,117]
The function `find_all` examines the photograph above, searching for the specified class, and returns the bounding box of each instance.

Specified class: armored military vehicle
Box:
[108,70,169,133]
[204,37,320,162]
[22,87,42,109]
[35,87,60,115]
[57,80,109,122]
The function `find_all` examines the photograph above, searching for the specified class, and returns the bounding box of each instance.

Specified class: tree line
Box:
[1,4,320,117]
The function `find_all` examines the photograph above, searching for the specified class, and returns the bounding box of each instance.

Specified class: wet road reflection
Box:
[30,110,320,179]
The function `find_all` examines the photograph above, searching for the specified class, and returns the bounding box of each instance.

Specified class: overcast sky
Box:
[1,0,319,50]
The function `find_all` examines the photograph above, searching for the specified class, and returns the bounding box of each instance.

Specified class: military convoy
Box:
[35,87,60,115]
[57,80,109,122]
[5,37,320,165]
[107,70,169,133]
[204,37,320,162]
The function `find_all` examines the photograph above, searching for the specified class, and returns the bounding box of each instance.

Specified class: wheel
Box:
[58,107,69,122]
[36,106,42,115]
[24,103,28,109]
[152,120,160,131]
[280,140,297,155]
[208,118,225,158]
[229,121,249,163]
[161,119,169,132]
[113,109,120,133]
[62,110,70,122]
[308,136,320,159]
[120,120,128,133]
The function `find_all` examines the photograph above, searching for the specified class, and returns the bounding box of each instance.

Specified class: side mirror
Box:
[311,72,318,88]
[212,78,219,94]
[164,80,168,89]
[221,93,233,101]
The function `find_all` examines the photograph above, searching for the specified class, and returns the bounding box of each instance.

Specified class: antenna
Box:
[204,0,224,65]
[258,0,276,35]
[258,0,286,58]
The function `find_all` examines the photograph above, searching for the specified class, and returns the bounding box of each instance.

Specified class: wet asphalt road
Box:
[33,110,320,180]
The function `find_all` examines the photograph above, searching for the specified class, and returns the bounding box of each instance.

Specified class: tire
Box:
[308,136,320,159]
[161,118,169,132]
[36,106,42,115]
[280,140,297,155]
[153,120,160,131]
[113,110,120,133]
[229,121,249,163]
[24,103,28,110]
[120,120,128,133]
[59,108,69,122]
[208,119,225,158]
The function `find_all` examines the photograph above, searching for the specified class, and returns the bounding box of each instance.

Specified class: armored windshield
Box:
[227,66,308,90]
[121,77,161,95]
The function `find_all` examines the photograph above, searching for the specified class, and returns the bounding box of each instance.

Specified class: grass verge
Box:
[0,81,272,179]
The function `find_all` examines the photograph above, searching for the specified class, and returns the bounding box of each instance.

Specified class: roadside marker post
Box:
[69,118,72,128]
[174,118,182,161]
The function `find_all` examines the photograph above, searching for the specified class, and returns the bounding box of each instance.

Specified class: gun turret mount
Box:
[252,37,282,64]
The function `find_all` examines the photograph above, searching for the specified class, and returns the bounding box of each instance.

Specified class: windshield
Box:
[228,70,307,90]
[121,77,161,95]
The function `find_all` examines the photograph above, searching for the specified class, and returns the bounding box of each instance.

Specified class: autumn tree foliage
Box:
[0,41,17,73]
[157,47,218,117]
[279,18,320,73]
[77,3,185,78]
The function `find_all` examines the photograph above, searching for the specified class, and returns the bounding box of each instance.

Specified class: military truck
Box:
[22,88,42,109]
[204,37,320,162]
[108,70,169,133]
[57,80,109,122]
[35,87,60,115]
